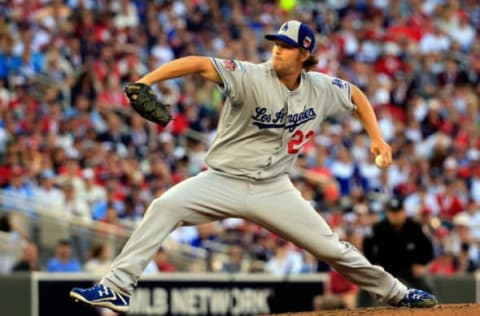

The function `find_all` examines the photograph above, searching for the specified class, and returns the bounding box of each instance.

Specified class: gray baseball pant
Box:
[102,170,406,304]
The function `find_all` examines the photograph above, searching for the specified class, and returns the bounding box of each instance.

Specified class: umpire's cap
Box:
[386,197,404,212]
[265,20,316,53]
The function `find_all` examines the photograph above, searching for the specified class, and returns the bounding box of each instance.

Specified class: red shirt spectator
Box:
[328,269,358,294]
[436,180,464,220]
[428,252,456,276]
[374,42,406,78]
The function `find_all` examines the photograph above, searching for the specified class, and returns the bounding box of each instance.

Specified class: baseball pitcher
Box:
[70,20,437,313]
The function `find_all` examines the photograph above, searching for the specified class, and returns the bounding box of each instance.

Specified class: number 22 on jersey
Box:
[288,130,314,154]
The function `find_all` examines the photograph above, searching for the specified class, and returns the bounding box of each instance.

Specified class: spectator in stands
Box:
[461,199,480,242]
[123,185,148,224]
[437,178,465,222]
[81,168,107,210]
[91,188,125,221]
[2,165,34,215]
[100,206,122,228]
[437,55,470,89]
[96,111,132,152]
[83,243,113,275]
[0,213,29,273]
[411,55,438,98]
[404,184,440,218]
[472,167,480,204]
[363,197,434,292]
[444,213,479,268]
[327,268,359,309]
[0,212,29,241]
[456,242,477,274]
[46,239,82,272]
[33,169,64,212]
[189,222,222,251]
[144,247,176,274]
[265,239,303,276]
[250,230,276,263]
[419,20,451,54]
[349,204,374,239]
[62,181,91,222]
[12,242,40,272]
[330,146,356,196]
[221,243,250,273]
[417,207,436,238]
[428,249,457,276]
[56,157,86,197]
[300,252,321,273]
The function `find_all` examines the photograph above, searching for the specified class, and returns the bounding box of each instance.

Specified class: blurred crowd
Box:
[0,0,480,308]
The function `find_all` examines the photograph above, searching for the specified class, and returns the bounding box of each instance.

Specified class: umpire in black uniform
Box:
[363,197,435,293]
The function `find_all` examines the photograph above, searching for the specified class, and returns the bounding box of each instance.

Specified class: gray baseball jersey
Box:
[206,58,356,180]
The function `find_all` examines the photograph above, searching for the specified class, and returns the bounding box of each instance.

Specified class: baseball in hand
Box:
[375,155,388,169]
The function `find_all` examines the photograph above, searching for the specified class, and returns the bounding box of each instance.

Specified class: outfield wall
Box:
[0,273,477,316]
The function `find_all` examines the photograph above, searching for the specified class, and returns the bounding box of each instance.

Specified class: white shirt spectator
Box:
[422,0,444,16]
[378,114,395,142]
[404,189,440,217]
[34,186,65,212]
[112,1,139,29]
[80,169,107,208]
[143,260,160,275]
[67,0,96,9]
[358,162,382,191]
[462,205,480,242]
[151,39,175,66]
[0,230,23,273]
[446,214,480,265]
[420,30,451,54]
[83,258,112,275]
[472,176,480,204]
[265,240,303,275]
[34,170,64,210]
[351,142,369,164]
[265,247,303,276]
[168,227,199,245]
[331,160,355,179]
[387,162,410,190]
[449,19,476,51]
[62,184,91,223]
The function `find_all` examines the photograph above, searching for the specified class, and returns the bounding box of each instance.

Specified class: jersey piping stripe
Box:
[211,58,229,93]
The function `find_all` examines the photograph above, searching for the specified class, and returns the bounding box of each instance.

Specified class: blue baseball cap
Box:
[265,20,316,53]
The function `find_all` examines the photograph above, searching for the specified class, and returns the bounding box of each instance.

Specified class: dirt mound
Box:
[269,304,480,316]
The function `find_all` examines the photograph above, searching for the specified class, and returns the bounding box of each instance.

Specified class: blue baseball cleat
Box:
[395,288,438,308]
[69,283,130,313]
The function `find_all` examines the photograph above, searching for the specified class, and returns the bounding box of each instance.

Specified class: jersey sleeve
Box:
[210,58,253,106]
[315,73,357,117]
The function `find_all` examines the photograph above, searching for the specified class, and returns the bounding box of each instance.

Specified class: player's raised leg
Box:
[244,176,437,308]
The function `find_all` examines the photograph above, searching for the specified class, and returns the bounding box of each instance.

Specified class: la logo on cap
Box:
[303,36,312,49]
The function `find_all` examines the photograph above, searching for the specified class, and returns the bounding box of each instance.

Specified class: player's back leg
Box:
[242,175,436,307]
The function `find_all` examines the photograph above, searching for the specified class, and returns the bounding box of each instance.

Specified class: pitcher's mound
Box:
[270,304,480,316]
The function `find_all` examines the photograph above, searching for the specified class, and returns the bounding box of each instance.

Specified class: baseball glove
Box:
[124,82,172,127]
